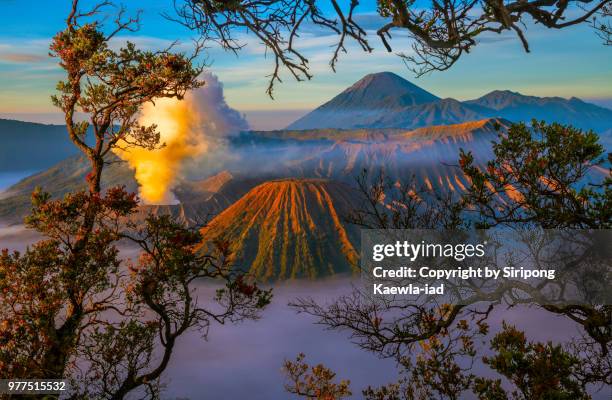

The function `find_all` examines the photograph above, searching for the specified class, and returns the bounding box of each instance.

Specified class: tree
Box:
[51,0,202,196]
[284,353,352,400]
[361,316,488,400]
[593,3,612,45]
[479,323,590,400]
[285,322,598,400]
[460,120,611,352]
[288,121,611,398]
[169,0,611,96]
[460,120,610,229]
[0,1,271,398]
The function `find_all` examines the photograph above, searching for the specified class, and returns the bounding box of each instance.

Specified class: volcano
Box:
[287,72,612,132]
[286,71,487,130]
[196,179,361,281]
[242,118,509,193]
[313,71,440,109]
[286,72,447,130]
[0,157,259,226]
[465,90,612,132]
[0,118,507,224]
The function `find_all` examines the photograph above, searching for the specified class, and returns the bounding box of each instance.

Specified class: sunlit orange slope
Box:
[196,179,360,281]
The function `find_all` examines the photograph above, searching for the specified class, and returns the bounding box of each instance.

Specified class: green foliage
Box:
[377,0,415,18]
[0,2,269,399]
[49,3,203,193]
[480,323,590,400]
[460,120,611,228]
[0,187,272,396]
[50,23,201,118]
[291,120,611,400]
[72,214,272,398]
[287,323,596,400]
[362,317,488,400]
[284,353,352,400]
[0,187,137,378]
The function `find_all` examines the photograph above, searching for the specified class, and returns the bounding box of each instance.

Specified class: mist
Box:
[0,226,609,400]
[162,278,611,400]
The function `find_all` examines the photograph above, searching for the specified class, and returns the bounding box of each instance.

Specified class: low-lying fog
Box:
[0,225,610,400]
[164,279,612,400]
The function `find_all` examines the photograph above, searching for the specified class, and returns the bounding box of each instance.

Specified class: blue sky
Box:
[0,0,611,124]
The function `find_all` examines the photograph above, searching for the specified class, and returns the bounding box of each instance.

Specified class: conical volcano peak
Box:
[286,72,441,130]
[197,179,360,281]
[332,71,439,109]
[349,71,426,92]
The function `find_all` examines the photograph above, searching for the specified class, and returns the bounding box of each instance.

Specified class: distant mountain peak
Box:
[469,89,582,107]
[475,89,532,103]
[347,71,422,92]
[331,71,440,109]
[487,89,521,96]
[466,90,612,132]
[357,71,403,80]
[287,72,440,130]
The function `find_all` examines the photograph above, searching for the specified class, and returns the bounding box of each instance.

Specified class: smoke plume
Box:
[113,73,248,204]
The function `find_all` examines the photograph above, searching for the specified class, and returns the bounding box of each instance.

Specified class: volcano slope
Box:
[233,118,511,195]
[0,118,507,225]
[196,179,361,281]
[0,157,257,226]
[131,171,264,227]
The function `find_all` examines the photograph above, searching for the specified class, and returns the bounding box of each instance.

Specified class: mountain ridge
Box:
[287,72,612,133]
[0,117,513,225]
[287,72,443,130]
[0,118,80,172]
[466,90,612,132]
